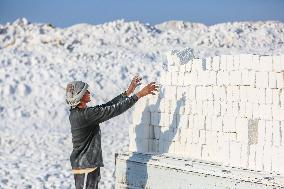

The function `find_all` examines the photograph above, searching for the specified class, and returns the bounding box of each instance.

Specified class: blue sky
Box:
[0,0,284,28]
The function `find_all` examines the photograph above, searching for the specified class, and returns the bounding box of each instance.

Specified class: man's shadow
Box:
[125,89,185,188]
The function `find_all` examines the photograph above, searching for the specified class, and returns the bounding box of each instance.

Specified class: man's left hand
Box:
[126,75,142,96]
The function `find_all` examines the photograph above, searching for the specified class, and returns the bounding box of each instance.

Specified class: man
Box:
[65,75,158,189]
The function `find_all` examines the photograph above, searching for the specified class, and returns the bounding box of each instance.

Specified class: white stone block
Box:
[177,72,184,86]
[208,71,217,85]
[179,64,186,73]
[252,103,260,119]
[252,55,260,71]
[255,145,264,171]
[154,126,162,139]
[185,60,192,72]
[188,115,194,129]
[268,72,277,89]
[206,86,214,101]
[247,87,258,103]
[226,55,234,71]
[217,71,230,86]
[233,55,240,70]
[245,102,253,118]
[248,144,257,170]
[190,143,202,159]
[211,56,220,71]
[193,115,206,130]
[255,72,269,88]
[236,117,249,142]
[272,105,284,121]
[259,104,272,120]
[213,86,226,101]
[183,72,191,86]
[151,112,163,126]
[171,71,178,85]
[192,58,203,71]
[265,88,273,104]
[239,54,253,70]
[220,101,227,116]
[272,89,280,105]
[205,57,212,70]
[211,116,223,131]
[192,129,200,144]
[226,86,240,102]
[197,70,209,85]
[195,86,207,101]
[188,86,196,101]
[280,89,284,107]
[188,70,198,85]
[240,144,249,168]
[176,114,188,128]
[276,72,284,88]
[272,55,282,71]
[239,86,248,102]
[201,144,211,161]
[239,102,246,117]
[164,86,177,100]
[213,100,221,116]
[229,71,242,86]
[176,86,188,100]
[257,120,266,145]
[183,100,192,115]
[272,120,281,146]
[241,70,255,86]
[230,141,241,167]
[206,130,218,144]
[222,116,236,132]
[199,130,206,144]
[263,144,272,172]
[220,55,227,70]
[133,109,150,125]
[259,56,273,72]
[265,121,273,146]
[204,101,214,116]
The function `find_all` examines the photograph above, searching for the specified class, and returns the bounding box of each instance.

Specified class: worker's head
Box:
[65,81,90,108]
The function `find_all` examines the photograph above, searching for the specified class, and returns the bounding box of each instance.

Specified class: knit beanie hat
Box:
[66,81,89,108]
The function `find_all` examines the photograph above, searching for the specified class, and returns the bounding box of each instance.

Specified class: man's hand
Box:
[126,75,142,96]
[136,82,159,99]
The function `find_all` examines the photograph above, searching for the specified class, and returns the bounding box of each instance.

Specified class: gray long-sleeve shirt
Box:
[69,93,138,169]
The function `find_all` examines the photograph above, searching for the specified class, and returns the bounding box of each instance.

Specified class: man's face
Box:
[81,90,91,103]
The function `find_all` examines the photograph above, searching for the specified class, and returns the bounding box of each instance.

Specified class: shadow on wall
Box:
[125,90,186,188]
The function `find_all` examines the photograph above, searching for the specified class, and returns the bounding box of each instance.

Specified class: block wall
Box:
[129,54,284,174]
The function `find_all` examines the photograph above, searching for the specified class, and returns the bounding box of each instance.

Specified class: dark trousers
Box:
[74,168,100,189]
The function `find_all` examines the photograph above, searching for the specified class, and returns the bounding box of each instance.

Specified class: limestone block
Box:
[239,54,253,70]
[220,55,227,70]
[192,58,203,71]
[188,70,198,85]
[272,55,283,71]
[226,55,234,71]
[259,56,273,72]
[164,86,177,100]
[263,144,272,173]
[272,120,281,146]
[248,144,257,170]
[205,57,212,70]
[193,115,206,130]
[222,116,236,133]
[212,56,220,71]
[272,105,284,121]
[280,89,284,106]
[276,72,284,88]
[247,87,258,103]
[203,101,214,116]
[260,104,272,120]
[229,71,242,86]
[265,88,273,104]
[192,128,200,144]
[255,145,264,171]
[230,141,241,167]
[235,117,249,143]
[213,86,226,101]
[195,86,207,101]
[183,72,191,86]
[132,109,150,125]
[211,116,223,131]
[265,121,273,146]
[177,72,184,86]
[171,71,178,85]
[239,102,246,117]
[272,89,280,105]
[245,102,253,119]
[255,72,269,88]
[241,70,255,86]
[199,130,206,144]
[168,65,179,72]
[197,70,209,85]
[226,86,240,102]
[151,112,163,126]
[257,120,266,145]
[176,114,189,128]
[268,72,277,89]
[233,55,240,70]
[240,144,249,168]
[217,71,230,86]
[154,126,162,139]
[213,101,221,116]
[252,55,260,71]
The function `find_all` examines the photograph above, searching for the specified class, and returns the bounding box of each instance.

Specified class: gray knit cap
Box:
[66,81,89,108]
